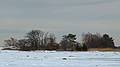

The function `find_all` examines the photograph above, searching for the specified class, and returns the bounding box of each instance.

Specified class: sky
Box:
[0,0,120,46]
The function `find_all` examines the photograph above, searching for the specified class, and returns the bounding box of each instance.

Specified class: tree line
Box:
[3,30,115,51]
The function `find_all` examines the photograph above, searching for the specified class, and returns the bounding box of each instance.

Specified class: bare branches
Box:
[82,33,115,48]
[3,30,115,51]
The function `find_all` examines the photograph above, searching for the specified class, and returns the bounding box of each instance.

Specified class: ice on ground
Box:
[0,50,120,67]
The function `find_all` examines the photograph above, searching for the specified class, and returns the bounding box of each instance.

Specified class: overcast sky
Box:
[0,0,120,46]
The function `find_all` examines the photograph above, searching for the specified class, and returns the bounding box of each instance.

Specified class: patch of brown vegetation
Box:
[88,48,120,51]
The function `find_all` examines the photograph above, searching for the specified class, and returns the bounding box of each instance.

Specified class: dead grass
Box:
[88,48,120,51]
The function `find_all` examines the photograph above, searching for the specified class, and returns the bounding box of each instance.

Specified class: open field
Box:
[0,50,120,67]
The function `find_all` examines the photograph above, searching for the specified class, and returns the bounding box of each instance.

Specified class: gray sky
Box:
[0,0,120,46]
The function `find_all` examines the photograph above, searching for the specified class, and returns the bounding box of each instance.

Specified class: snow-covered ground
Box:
[0,50,120,67]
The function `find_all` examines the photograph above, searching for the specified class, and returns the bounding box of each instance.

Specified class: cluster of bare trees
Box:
[4,30,58,51]
[3,30,115,51]
[82,33,115,48]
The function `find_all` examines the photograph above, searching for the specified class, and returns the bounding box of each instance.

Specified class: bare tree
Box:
[25,30,45,50]
[4,37,18,48]
[25,30,58,50]
[46,33,59,50]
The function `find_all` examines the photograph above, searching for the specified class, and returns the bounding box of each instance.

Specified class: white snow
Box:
[0,50,120,67]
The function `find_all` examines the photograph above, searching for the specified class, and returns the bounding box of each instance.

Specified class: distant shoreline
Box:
[1,47,120,52]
